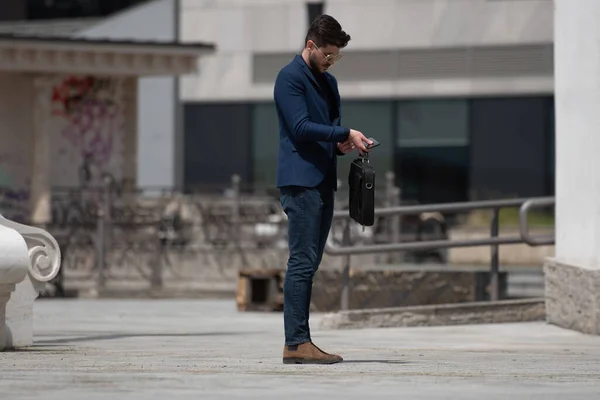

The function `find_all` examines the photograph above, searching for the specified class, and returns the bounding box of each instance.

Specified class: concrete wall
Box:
[76,0,179,189]
[0,73,34,193]
[46,75,133,188]
[0,72,137,222]
[180,0,554,101]
[64,0,554,189]
[326,0,552,48]
[0,73,136,189]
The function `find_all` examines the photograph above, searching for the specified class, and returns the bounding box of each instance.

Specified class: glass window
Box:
[252,101,394,191]
[546,97,555,195]
[397,99,469,147]
[0,0,26,21]
[338,101,394,187]
[469,96,551,199]
[184,103,252,190]
[27,0,148,20]
[251,102,280,188]
[396,99,470,203]
[307,2,323,24]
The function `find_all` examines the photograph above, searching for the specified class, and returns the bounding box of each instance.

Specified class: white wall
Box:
[76,0,179,189]
[180,0,306,101]
[180,0,554,101]
[326,0,552,49]
[554,0,600,269]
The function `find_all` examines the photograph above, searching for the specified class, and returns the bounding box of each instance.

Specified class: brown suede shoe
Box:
[283,341,343,364]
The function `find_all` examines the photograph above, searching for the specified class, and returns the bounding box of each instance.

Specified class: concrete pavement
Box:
[2,299,600,399]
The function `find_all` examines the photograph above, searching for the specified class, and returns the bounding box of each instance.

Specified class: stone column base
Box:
[5,275,40,348]
[0,284,15,350]
[544,258,600,335]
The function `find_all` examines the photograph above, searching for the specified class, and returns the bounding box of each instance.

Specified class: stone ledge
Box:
[318,298,545,330]
[312,265,508,312]
[544,259,600,335]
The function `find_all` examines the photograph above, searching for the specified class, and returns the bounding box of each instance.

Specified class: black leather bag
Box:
[348,153,376,227]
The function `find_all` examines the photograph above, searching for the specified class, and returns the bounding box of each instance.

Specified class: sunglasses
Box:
[312,42,343,63]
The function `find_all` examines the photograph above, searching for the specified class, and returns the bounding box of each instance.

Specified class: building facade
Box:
[180,0,555,203]
[0,0,556,204]
[0,0,147,21]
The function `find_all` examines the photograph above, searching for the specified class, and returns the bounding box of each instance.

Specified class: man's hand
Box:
[348,129,372,155]
[337,140,354,154]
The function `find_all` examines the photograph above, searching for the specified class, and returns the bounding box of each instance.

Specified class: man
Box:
[273,14,372,364]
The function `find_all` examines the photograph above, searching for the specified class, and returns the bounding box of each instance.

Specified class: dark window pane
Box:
[397,99,469,147]
[339,101,394,189]
[396,99,470,203]
[183,103,252,190]
[469,96,552,199]
[0,0,27,21]
[251,102,279,188]
[546,97,555,195]
[307,2,323,25]
[27,0,148,20]
[396,147,470,204]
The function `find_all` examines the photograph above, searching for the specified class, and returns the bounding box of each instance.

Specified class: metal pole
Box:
[173,0,184,189]
[150,240,163,291]
[231,174,241,245]
[385,171,401,263]
[96,204,106,290]
[340,219,351,311]
[391,186,401,260]
[97,178,112,291]
[490,208,500,301]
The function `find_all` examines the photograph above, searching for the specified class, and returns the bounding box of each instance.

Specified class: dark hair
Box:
[305,14,351,49]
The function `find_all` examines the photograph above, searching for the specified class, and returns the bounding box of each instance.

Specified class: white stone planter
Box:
[0,214,61,350]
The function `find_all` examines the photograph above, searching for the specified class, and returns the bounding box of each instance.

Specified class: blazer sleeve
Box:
[274,69,350,143]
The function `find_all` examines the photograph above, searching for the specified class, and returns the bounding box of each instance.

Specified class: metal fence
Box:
[0,174,555,301]
[0,172,417,295]
[325,196,555,310]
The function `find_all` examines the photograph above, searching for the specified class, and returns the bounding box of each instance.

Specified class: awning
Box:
[0,34,215,76]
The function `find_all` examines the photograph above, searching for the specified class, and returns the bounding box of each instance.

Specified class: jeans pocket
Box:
[280,186,305,212]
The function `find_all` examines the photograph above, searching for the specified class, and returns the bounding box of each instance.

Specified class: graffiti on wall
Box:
[50,75,125,188]
[0,152,30,222]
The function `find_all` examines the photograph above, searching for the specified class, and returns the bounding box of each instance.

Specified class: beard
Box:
[309,53,326,72]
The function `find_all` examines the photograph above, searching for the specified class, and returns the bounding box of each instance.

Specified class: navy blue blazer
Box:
[273,54,350,189]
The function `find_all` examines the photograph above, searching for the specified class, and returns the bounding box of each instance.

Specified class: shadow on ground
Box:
[34,331,261,345]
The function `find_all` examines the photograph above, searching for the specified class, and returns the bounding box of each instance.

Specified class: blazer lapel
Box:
[294,55,321,91]
[293,55,342,126]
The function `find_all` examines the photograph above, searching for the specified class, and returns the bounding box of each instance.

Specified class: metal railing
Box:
[324,196,556,310]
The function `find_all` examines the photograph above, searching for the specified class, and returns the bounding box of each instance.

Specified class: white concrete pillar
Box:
[545,0,600,334]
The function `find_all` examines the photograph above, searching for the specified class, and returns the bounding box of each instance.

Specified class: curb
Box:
[318,298,546,330]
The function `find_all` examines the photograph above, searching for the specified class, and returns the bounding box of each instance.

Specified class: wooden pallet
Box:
[236,268,285,312]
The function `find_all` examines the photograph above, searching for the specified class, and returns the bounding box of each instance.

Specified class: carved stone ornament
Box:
[0,215,61,283]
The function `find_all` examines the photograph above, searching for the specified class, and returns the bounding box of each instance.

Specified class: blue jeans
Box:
[280,184,335,346]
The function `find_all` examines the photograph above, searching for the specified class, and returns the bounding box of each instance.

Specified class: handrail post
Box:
[340,219,351,311]
[519,197,555,246]
[385,171,401,263]
[231,174,241,245]
[490,208,500,301]
[96,177,111,291]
